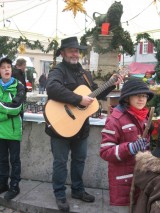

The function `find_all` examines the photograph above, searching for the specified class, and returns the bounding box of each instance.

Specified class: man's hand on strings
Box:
[112,73,124,86]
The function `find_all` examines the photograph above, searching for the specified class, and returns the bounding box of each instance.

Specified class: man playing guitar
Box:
[45,36,123,212]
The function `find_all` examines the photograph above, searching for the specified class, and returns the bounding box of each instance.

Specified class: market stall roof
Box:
[128,62,155,75]
[0,0,160,40]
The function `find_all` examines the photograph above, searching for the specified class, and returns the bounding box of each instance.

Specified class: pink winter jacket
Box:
[100,105,150,206]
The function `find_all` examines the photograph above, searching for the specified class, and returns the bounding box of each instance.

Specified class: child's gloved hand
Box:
[128,138,147,155]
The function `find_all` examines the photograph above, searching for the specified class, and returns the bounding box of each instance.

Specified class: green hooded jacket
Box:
[0,78,25,141]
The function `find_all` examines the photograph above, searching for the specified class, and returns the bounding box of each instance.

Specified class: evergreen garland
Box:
[80,25,134,56]
[136,33,154,44]
[0,36,58,60]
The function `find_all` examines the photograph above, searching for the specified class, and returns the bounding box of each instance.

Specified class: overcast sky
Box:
[0,0,159,41]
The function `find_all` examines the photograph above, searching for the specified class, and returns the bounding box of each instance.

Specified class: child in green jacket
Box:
[0,57,25,200]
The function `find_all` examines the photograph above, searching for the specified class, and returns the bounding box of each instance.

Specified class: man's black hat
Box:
[56,36,87,57]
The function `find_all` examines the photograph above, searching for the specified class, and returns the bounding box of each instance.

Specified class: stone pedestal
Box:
[87,35,119,76]
[21,122,109,189]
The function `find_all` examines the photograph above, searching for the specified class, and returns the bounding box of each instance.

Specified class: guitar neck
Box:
[89,75,118,98]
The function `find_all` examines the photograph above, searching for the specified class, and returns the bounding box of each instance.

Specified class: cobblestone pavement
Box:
[0,206,19,213]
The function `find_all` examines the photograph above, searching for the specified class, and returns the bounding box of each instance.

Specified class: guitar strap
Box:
[83,73,92,89]
[83,72,102,117]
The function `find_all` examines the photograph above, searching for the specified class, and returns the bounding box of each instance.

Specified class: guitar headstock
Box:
[117,65,129,78]
[109,66,130,87]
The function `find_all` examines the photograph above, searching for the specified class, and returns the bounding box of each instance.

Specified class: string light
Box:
[153,0,160,16]
[122,1,155,25]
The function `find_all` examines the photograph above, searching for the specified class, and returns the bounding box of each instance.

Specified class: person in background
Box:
[143,71,154,85]
[12,58,27,95]
[0,57,25,200]
[130,124,160,213]
[12,58,27,118]
[45,36,123,212]
[100,77,154,213]
[39,73,47,94]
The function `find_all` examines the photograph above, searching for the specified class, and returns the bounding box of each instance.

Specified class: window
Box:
[139,40,154,54]
[142,40,148,54]
[40,60,52,75]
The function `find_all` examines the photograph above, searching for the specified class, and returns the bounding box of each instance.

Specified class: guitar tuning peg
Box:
[119,65,129,77]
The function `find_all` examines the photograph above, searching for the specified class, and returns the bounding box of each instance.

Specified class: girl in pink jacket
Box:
[100,77,154,213]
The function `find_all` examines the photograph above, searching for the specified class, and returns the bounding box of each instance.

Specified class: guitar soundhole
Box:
[77,105,87,110]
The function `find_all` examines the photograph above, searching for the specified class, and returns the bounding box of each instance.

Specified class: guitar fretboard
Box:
[89,75,118,98]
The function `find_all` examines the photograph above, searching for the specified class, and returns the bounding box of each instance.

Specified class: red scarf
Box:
[129,105,149,121]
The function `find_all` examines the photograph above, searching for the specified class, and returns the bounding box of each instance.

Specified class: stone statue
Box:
[93,1,123,31]
[80,1,134,56]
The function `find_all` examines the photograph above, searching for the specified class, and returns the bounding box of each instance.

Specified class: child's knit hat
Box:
[119,77,154,104]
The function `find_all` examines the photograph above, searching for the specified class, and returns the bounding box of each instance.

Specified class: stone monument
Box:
[87,34,119,76]
[81,1,124,77]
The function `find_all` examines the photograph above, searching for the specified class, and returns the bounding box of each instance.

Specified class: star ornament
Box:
[18,43,26,54]
[63,0,87,17]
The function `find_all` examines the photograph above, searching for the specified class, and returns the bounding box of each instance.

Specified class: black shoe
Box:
[56,198,70,212]
[0,184,9,194]
[72,191,95,202]
[4,186,20,200]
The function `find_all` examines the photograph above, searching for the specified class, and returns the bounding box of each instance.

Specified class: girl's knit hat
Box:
[119,77,154,104]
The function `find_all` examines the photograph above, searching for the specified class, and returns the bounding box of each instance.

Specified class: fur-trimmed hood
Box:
[135,151,160,173]
[133,151,160,213]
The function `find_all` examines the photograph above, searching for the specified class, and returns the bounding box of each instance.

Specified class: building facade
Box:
[120,30,160,66]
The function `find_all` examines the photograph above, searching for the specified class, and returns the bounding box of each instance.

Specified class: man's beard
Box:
[64,56,79,64]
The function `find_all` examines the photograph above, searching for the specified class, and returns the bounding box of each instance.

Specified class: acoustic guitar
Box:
[44,73,125,138]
